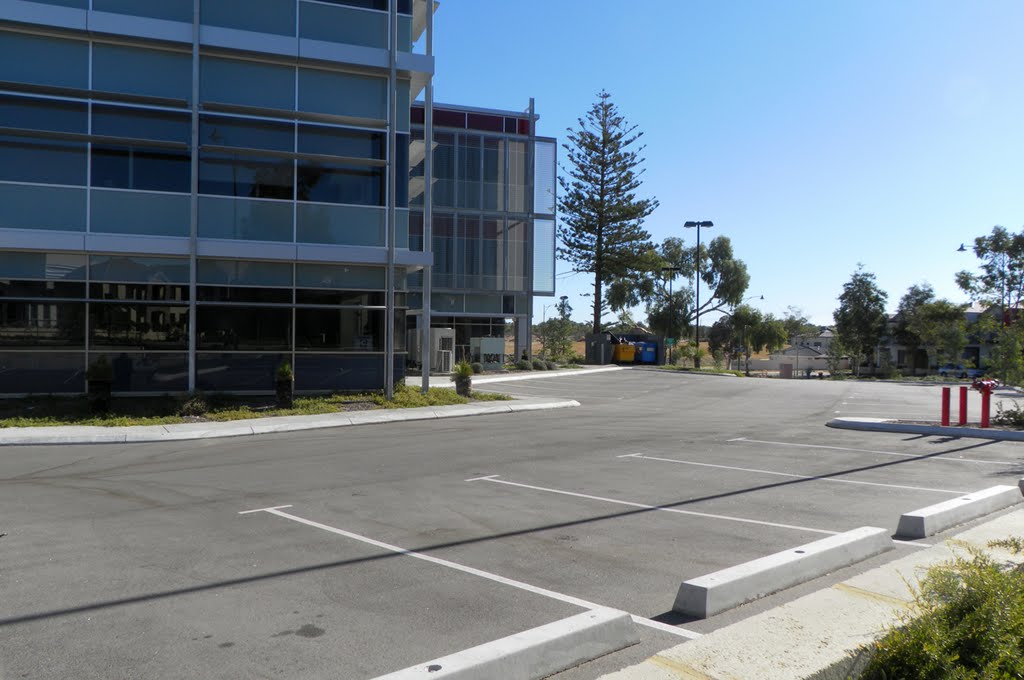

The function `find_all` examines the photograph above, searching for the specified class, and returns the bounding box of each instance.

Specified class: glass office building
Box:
[0,1,554,395]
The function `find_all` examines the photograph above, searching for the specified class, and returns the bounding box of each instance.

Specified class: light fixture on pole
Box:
[661,266,681,364]
[683,220,714,368]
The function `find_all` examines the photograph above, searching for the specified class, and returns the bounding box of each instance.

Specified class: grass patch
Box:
[0,385,511,427]
[859,537,1024,679]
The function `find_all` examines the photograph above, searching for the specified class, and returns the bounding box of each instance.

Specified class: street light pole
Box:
[684,220,714,368]
[661,266,681,364]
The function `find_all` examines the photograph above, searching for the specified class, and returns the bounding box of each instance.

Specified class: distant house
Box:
[877,303,993,374]
[789,328,836,354]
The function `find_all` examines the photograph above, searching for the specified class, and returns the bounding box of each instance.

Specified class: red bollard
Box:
[958,386,968,426]
[981,389,991,428]
[941,387,951,426]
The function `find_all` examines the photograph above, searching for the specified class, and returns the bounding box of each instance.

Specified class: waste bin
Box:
[612,344,636,363]
[639,342,657,364]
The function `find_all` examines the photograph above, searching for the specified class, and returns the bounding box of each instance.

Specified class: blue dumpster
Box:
[639,342,657,364]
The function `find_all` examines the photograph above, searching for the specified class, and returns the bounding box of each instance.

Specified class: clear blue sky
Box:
[429,1,1024,326]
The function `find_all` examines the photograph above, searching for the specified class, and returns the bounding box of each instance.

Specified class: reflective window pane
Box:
[93,0,194,23]
[93,44,192,102]
[295,263,385,290]
[196,353,284,392]
[0,136,87,186]
[295,354,384,392]
[197,259,293,287]
[297,125,383,159]
[94,106,191,144]
[201,0,296,36]
[0,95,87,134]
[197,307,292,351]
[89,303,189,350]
[90,190,190,237]
[0,184,86,232]
[90,283,189,301]
[199,153,294,200]
[534,140,557,215]
[200,115,293,152]
[90,256,190,284]
[197,287,291,304]
[296,203,385,246]
[297,162,383,206]
[298,69,387,120]
[299,2,387,48]
[0,281,86,298]
[296,308,384,351]
[295,290,384,306]
[0,352,84,394]
[0,301,85,348]
[0,32,88,89]
[200,58,295,111]
[92,148,191,193]
[91,352,189,392]
[0,252,86,280]
[197,196,294,242]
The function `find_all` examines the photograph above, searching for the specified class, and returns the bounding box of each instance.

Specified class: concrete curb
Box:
[599,510,1024,680]
[827,416,1024,441]
[673,527,893,618]
[629,367,739,379]
[374,608,639,680]
[406,365,625,388]
[0,397,580,446]
[896,485,1022,538]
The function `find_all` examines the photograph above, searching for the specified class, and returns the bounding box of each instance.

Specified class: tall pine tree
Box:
[558,91,658,335]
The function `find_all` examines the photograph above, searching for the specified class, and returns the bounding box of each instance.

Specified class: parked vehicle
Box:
[937,363,985,379]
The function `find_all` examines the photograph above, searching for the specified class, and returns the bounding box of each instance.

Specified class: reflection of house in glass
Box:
[0,2,555,394]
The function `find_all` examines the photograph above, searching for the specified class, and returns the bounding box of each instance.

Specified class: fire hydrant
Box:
[972,378,999,428]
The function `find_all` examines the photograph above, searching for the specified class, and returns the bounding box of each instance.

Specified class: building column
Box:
[515,316,530,362]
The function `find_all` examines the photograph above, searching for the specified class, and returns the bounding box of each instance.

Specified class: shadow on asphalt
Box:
[0,440,1007,628]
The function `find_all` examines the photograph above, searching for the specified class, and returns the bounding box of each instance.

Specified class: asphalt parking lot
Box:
[2,370,1024,679]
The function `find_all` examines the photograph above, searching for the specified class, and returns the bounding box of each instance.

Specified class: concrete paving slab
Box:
[374,608,639,680]
[673,527,893,618]
[896,485,1022,538]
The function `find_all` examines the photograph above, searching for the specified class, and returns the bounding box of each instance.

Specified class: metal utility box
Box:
[470,337,505,370]
[408,327,456,373]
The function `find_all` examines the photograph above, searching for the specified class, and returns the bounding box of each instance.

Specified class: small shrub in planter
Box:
[470,362,484,374]
[545,361,558,371]
[179,392,209,417]
[275,361,294,408]
[86,356,114,413]
[452,360,473,397]
[516,359,532,371]
[532,359,547,371]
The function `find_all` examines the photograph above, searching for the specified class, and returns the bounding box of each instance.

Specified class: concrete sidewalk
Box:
[0,396,580,446]
[599,509,1024,680]
[828,416,1024,442]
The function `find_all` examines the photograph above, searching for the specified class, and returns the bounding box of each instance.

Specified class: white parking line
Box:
[240,505,701,640]
[730,437,1019,467]
[469,476,838,536]
[619,453,967,495]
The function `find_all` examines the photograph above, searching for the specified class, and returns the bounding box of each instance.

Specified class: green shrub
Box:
[859,537,1024,679]
[178,392,209,417]
[993,402,1024,429]
[532,359,547,370]
[452,360,474,380]
[470,362,484,374]
[86,356,113,382]
[545,361,558,370]
[516,359,532,371]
